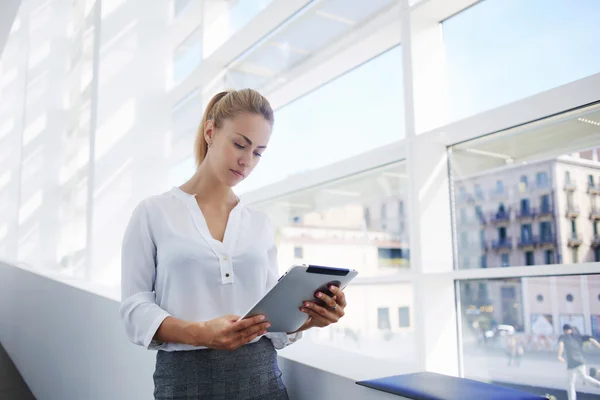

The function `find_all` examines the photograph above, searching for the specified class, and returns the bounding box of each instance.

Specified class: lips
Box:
[231,169,244,178]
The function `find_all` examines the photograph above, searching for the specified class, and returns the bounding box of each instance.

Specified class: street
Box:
[464,347,600,398]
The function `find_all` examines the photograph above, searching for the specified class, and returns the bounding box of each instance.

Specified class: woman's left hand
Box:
[300,285,347,329]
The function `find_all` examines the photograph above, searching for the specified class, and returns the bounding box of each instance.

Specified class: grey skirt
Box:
[153,337,289,400]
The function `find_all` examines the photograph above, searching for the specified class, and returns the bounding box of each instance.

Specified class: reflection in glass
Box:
[459,275,600,397]
[451,104,600,269]
[254,162,413,359]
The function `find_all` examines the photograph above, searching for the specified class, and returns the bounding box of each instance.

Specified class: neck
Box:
[181,161,235,205]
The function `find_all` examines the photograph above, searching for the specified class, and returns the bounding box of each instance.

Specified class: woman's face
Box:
[206,112,272,187]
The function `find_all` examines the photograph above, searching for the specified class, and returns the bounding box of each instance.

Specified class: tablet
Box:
[240,264,358,333]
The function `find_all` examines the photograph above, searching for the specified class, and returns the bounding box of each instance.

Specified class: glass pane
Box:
[443,0,600,122]
[173,26,202,84]
[236,46,404,194]
[459,275,600,398]
[450,103,600,269]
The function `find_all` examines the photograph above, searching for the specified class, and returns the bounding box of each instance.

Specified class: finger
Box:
[231,315,267,332]
[301,307,333,325]
[240,322,271,338]
[303,301,339,322]
[330,286,347,307]
[315,291,337,309]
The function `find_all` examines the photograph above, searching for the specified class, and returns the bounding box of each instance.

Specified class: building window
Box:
[521,224,532,242]
[496,180,504,194]
[475,184,484,200]
[381,203,387,219]
[501,253,510,267]
[536,172,549,188]
[398,307,410,328]
[540,194,551,213]
[480,255,487,269]
[519,175,528,192]
[571,219,577,236]
[294,247,303,259]
[398,201,404,216]
[567,192,574,208]
[536,294,544,303]
[572,248,579,264]
[460,208,468,223]
[463,257,470,268]
[540,221,553,241]
[520,198,530,214]
[363,207,370,227]
[595,247,600,263]
[378,307,391,330]
[565,171,571,183]
[589,174,595,187]
[545,250,555,265]
[378,248,408,267]
[525,251,535,266]
[594,221,598,236]
[566,294,574,303]
[498,226,507,240]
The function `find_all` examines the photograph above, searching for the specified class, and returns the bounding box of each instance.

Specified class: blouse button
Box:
[223,255,228,261]
[225,273,230,278]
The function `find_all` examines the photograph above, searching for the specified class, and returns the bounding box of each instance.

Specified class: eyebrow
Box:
[236,133,267,148]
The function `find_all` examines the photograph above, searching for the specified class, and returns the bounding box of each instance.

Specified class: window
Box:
[572,248,579,264]
[173,0,192,17]
[525,251,534,266]
[567,192,574,208]
[498,227,507,240]
[480,255,487,269]
[540,221,553,241]
[521,224,532,241]
[443,0,600,121]
[173,26,203,84]
[594,221,598,236]
[475,206,483,222]
[364,207,371,228]
[459,275,600,387]
[475,184,483,200]
[536,172,549,188]
[520,198,530,214]
[398,307,410,328]
[571,219,577,236]
[378,307,391,330]
[565,171,571,183]
[545,250,555,265]
[595,247,600,262]
[398,201,404,216]
[590,174,595,186]
[294,246,303,259]
[460,208,467,223]
[381,203,387,219]
[501,253,510,268]
[519,175,528,191]
[237,46,404,193]
[496,180,504,194]
[540,194,551,213]
[378,248,409,268]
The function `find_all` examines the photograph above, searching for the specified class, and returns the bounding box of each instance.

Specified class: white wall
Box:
[0,261,402,400]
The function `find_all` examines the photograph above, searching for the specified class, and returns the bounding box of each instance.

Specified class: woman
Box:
[120,89,348,399]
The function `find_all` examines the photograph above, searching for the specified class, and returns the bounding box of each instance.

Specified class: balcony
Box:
[590,207,600,221]
[489,209,511,224]
[592,235,600,248]
[518,235,538,249]
[516,207,536,220]
[567,233,583,247]
[564,180,577,192]
[588,182,600,195]
[565,205,580,218]
[537,205,554,218]
[492,237,512,251]
[538,234,555,247]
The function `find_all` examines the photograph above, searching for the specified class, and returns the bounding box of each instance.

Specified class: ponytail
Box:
[194,88,274,167]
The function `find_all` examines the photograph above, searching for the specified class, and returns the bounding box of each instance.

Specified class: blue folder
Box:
[356,372,546,400]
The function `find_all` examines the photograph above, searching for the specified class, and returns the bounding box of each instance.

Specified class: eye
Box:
[254,152,263,158]
[234,143,245,149]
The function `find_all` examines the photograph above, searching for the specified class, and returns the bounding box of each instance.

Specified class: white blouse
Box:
[119,186,302,351]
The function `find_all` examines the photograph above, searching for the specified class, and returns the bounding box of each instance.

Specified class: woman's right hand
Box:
[191,314,271,350]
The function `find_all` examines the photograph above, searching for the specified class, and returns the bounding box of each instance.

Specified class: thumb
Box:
[225,314,241,322]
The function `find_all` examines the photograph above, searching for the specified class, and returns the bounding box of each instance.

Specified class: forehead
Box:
[222,112,272,143]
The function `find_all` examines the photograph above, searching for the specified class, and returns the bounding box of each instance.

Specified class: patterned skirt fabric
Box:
[153,337,289,400]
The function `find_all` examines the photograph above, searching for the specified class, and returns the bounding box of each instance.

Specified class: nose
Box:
[239,151,251,167]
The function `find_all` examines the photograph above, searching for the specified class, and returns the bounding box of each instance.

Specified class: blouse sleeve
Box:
[263,216,303,350]
[119,200,171,350]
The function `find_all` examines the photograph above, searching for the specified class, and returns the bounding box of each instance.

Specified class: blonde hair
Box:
[194,88,274,167]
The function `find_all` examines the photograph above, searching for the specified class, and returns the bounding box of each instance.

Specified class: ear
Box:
[204,120,214,145]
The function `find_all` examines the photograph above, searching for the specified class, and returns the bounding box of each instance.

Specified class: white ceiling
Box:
[0,0,21,59]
